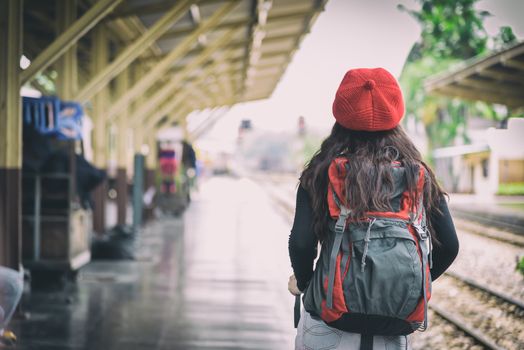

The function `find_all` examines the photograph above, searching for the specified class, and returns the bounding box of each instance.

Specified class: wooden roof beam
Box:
[161,8,311,40]
[139,39,246,64]
[145,73,236,132]
[107,5,240,124]
[142,32,296,64]
[241,0,272,96]
[425,42,524,92]
[433,85,524,107]
[458,78,524,97]
[108,0,231,20]
[501,58,524,71]
[129,48,236,126]
[478,67,524,85]
[145,97,195,132]
[190,105,233,140]
[187,107,222,137]
[153,105,195,132]
[108,17,163,57]
[20,0,124,85]
[74,0,194,103]
[148,70,239,132]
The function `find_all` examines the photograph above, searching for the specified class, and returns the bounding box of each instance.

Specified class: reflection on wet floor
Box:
[12,176,296,350]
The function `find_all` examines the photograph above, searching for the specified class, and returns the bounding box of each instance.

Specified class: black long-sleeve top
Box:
[289,185,459,292]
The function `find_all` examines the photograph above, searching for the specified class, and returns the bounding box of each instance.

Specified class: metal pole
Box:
[132,154,145,231]
[34,175,41,261]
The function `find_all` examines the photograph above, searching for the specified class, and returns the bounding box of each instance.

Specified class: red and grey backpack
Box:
[303,157,433,335]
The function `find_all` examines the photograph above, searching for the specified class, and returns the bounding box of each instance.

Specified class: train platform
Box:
[10,176,296,350]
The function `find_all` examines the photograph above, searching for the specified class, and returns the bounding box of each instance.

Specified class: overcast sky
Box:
[193,0,524,152]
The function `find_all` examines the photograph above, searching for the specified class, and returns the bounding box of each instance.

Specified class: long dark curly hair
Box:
[300,123,445,244]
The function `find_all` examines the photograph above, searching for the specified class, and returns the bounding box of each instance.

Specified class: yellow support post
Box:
[91,25,110,234]
[55,0,78,99]
[116,68,130,170]
[115,66,130,226]
[0,0,23,269]
[131,64,147,155]
[91,27,110,169]
[134,127,144,155]
[146,136,157,172]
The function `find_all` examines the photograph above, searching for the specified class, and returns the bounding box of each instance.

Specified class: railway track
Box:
[258,178,524,350]
[453,216,524,248]
[427,304,507,350]
[444,270,524,311]
[429,272,524,350]
[451,208,524,237]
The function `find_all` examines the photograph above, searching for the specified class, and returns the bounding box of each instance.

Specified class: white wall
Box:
[487,118,524,160]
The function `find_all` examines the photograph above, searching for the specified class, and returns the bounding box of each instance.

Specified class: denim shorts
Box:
[295,309,410,350]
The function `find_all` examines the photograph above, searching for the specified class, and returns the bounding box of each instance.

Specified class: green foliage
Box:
[399,55,475,149]
[399,56,458,120]
[398,0,517,151]
[498,183,524,196]
[517,255,524,276]
[398,0,490,59]
[492,26,517,50]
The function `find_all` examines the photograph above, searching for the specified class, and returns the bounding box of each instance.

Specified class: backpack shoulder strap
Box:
[410,165,432,331]
[326,182,350,309]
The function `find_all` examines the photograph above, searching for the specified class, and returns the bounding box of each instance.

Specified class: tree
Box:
[398,0,517,152]
[492,26,517,50]
[398,0,490,60]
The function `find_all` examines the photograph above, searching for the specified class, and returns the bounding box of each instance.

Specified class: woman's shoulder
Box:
[297,181,311,196]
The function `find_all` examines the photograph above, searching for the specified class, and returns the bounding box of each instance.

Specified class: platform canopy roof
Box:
[21,0,327,130]
[424,41,524,109]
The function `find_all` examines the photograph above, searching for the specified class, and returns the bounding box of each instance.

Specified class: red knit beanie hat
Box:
[332,67,404,131]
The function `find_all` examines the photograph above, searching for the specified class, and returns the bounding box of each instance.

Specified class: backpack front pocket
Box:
[343,222,423,319]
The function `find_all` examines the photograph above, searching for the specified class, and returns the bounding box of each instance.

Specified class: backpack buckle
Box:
[334,206,350,234]
[413,223,428,240]
[335,214,348,233]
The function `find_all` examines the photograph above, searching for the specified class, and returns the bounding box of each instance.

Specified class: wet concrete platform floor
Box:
[12,176,296,349]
